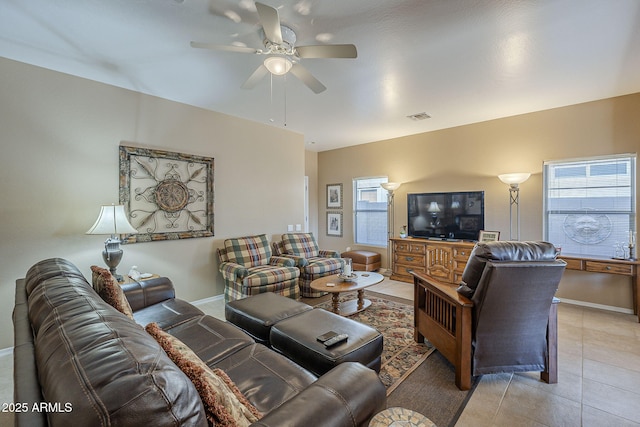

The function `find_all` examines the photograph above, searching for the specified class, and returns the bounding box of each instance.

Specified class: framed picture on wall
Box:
[478,230,500,242]
[326,211,343,237]
[326,183,343,209]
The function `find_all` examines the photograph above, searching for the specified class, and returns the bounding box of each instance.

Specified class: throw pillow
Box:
[90,265,134,320]
[145,322,261,427]
[282,233,319,258]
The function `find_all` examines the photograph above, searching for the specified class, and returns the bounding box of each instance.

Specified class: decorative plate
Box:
[338,273,358,282]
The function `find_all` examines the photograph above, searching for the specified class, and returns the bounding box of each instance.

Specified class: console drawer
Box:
[585,261,633,276]
[394,241,426,255]
[562,258,584,270]
[394,264,426,278]
[395,253,425,267]
[453,246,472,261]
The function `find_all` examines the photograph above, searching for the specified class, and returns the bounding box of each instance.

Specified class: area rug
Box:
[314,292,435,393]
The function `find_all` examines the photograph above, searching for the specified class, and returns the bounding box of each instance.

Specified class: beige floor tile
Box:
[583,342,640,372]
[496,380,582,427]
[455,373,511,426]
[583,378,640,422]
[558,306,584,330]
[513,369,582,404]
[583,359,640,393]
[558,347,583,377]
[582,328,640,356]
[369,279,413,300]
[492,410,553,427]
[582,404,640,427]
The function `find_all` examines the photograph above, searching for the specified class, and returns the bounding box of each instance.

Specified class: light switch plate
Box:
[287,224,294,231]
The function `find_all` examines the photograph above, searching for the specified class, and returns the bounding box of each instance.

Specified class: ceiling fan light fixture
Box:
[263,56,292,75]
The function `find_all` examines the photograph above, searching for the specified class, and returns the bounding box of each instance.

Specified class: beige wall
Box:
[317,93,640,312]
[0,57,306,349]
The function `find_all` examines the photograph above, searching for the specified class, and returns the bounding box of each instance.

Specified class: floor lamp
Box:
[498,173,530,241]
[381,182,401,274]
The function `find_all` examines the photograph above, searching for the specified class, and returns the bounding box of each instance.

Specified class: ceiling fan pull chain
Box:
[269,73,275,123]
[284,73,287,127]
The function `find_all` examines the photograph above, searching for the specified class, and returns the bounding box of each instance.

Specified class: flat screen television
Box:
[407,191,484,241]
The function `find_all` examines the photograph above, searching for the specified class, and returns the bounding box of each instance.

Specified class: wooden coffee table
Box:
[310,271,384,316]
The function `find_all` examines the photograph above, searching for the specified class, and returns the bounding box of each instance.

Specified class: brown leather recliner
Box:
[412,241,566,390]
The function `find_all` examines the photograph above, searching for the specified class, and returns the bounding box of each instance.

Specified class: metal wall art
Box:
[119,145,214,243]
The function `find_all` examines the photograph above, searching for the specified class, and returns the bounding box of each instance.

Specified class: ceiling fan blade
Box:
[296,44,358,59]
[289,63,326,94]
[255,2,282,45]
[241,64,269,89]
[190,41,258,54]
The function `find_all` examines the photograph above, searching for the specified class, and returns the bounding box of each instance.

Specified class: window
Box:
[543,154,636,257]
[354,177,388,246]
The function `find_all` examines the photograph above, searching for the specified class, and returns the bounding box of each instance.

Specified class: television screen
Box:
[407,191,484,241]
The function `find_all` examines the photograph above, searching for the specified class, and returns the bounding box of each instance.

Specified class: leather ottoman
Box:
[225,292,312,345]
[270,308,383,376]
[341,250,381,271]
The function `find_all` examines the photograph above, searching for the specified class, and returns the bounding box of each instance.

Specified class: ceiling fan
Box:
[190,2,357,94]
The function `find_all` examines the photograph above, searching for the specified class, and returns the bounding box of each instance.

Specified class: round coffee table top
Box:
[310,271,384,293]
[369,407,435,427]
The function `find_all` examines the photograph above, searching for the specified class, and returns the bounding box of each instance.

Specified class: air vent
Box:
[407,112,431,121]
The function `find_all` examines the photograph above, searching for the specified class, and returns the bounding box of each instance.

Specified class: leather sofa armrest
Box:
[121,277,176,312]
[252,362,386,427]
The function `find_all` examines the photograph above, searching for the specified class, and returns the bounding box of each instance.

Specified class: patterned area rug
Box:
[315,293,434,394]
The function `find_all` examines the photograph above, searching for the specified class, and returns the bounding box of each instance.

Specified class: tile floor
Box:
[1,278,639,426]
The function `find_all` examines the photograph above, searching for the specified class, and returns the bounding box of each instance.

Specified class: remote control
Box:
[316,331,338,343]
[323,333,348,347]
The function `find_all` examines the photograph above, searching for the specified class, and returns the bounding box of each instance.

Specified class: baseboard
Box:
[191,294,224,306]
[0,347,13,357]
[558,298,634,314]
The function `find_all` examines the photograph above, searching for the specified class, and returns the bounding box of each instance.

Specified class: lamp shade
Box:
[498,173,531,186]
[263,56,292,75]
[381,182,401,192]
[427,201,441,213]
[86,205,138,235]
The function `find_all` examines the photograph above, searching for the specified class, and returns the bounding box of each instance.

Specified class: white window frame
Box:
[353,176,388,247]
[543,153,636,258]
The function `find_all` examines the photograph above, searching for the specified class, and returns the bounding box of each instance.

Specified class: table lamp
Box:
[86,204,138,282]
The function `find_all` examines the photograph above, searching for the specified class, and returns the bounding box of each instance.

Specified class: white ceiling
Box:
[1,0,639,152]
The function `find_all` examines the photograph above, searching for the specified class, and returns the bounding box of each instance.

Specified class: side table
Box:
[369,407,435,427]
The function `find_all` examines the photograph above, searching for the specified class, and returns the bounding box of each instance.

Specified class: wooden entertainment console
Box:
[391,238,640,323]
[390,237,476,284]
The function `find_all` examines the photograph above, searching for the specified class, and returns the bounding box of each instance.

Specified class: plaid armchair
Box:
[217,234,301,302]
[272,233,343,297]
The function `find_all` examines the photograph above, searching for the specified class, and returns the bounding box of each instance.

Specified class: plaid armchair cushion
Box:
[224,234,272,268]
[281,233,319,258]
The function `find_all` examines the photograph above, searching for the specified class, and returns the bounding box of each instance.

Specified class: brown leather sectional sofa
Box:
[13,258,386,426]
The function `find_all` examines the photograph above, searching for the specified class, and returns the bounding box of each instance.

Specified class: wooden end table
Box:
[310,271,384,316]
